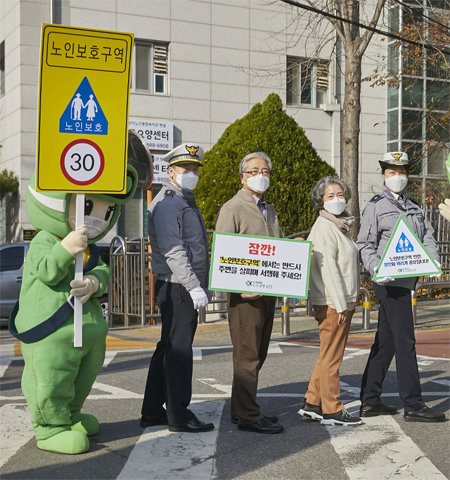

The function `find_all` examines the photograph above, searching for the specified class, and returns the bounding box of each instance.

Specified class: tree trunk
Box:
[341,47,362,237]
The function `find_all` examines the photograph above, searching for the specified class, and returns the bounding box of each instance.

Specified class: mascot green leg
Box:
[71,413,99,436]
[37,430,89,454]
[21,323,106,454]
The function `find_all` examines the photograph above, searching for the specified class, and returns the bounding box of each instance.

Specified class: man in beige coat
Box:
[215,152,284,434]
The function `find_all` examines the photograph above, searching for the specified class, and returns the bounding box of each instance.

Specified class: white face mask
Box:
[84,216,109,239]
[69,215,109,239]
[246,173,270,193]
[175,172,199,190]
[323,197,347,216]
[385,174,408,193]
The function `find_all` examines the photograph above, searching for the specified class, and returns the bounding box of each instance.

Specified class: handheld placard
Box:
[373,215,442,280]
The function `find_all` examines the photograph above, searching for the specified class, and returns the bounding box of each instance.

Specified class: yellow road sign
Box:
[36,24,133,193]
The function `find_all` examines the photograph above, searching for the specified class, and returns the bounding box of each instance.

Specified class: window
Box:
[0,246,24,272]
[286,56,328,107]
[387,0,449,207]
[0,41,5,96]
[131,41,168,95]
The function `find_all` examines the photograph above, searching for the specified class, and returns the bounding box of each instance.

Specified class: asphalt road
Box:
[1,332,449,480]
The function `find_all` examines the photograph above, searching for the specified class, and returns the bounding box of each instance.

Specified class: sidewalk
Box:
[107,301,450,351]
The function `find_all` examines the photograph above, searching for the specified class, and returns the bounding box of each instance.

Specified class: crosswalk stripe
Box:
[325,400,446,479]
[117,400,224,480]
[0,404,33,468]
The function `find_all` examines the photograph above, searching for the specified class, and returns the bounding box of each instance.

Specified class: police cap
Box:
[379,151,409,170]
[163,143,205,166]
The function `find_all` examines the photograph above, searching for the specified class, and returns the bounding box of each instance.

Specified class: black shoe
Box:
[238,418,284,434]
[140,410,168,428]
[168,417,215,433]
[231,414,278,425]
[321,409,362,426]
[360,402,398,417]
[404,406,446,423]
[298,401,323,421]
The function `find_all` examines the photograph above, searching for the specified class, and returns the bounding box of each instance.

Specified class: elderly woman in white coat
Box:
[298,176,362,426]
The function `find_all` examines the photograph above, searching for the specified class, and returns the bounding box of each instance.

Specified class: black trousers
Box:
[360,283,425,412]
[141,280,198,425]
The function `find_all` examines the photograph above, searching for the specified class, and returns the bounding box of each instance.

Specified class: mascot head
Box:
[26,165,138,243]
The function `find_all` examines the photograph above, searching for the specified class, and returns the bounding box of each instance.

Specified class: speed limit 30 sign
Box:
[60,139,105,185]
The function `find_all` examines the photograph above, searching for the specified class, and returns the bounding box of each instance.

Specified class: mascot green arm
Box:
[26,231,77,286]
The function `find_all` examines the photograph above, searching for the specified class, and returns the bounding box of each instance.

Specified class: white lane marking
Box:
[2,390,449,402]
[0,356,15,379]
[268,341,283,354]
[339,381,360,396]
[193,349,202,361]
[0,345,17,378]
[325,400,447,479]
[117,400,224,480]
[102,351,118,368]
[432,379,450,387]
[198,378,232,395]
[285,342,450,361]
[91,382,141,399]
[0,404,34,468]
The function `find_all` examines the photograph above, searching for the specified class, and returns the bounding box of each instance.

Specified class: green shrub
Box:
[0,170,19,200]
[196,93,336,235]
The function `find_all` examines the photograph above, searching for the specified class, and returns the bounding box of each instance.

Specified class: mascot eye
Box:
[84,200,94,216]
[105,205,116,221]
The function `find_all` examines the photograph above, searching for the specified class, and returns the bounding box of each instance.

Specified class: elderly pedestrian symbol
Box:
[59,76,108,135]
[396,232,414,253]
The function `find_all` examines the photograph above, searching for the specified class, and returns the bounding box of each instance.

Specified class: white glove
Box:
[438,198,450,222]
[189,286,209,309]
[429,261,441,278]
[70,275,99,304]
[61,226,87,255]
[374,276,394,285]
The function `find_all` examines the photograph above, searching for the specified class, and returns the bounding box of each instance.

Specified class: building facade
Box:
[2,0,440,243]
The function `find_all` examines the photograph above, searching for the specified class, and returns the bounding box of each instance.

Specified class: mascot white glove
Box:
[189,286,209,309]
[61,226,88,255]
[438,198,450,222]
[70,275,99,304]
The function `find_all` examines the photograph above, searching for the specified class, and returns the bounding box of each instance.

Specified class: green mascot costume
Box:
[9,166,138,454]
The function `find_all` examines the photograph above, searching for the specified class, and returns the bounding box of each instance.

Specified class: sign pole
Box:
[73,193,85,347]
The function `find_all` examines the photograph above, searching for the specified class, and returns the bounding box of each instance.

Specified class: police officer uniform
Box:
[357,152,445,422]
[140,144,214,432]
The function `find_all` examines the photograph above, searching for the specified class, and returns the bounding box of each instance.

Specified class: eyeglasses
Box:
[243,169,271,177]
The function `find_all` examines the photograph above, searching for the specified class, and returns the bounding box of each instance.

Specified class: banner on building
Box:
[373,215,442,280]
[209,233,312,298]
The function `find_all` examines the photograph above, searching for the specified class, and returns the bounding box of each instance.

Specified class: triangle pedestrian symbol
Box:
[59,77,108,135]
[373,215,442,280]
[395,232,414,253]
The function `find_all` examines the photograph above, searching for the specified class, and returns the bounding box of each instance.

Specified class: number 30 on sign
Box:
[60,139,105,185]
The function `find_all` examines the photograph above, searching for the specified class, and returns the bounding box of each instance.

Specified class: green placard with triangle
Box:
[373,215,442,280]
